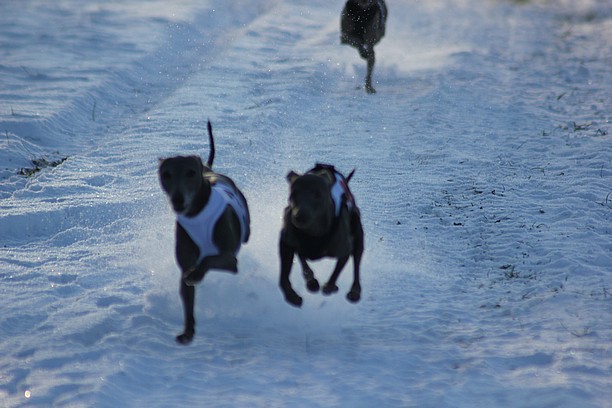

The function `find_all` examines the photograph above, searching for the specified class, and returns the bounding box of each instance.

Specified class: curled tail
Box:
[206,120,215,168]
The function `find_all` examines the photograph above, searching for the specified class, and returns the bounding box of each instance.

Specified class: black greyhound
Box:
[279,164,364,307]
[159,122,250,344]
[341,0,388,93]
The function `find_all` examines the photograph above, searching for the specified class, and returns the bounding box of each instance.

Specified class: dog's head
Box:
[286,171,335,235]
[159,155,210,215]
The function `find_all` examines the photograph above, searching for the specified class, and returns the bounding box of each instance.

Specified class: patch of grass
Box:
[18,156,68,177]
[499,264,537,281]
[572,121,592,132]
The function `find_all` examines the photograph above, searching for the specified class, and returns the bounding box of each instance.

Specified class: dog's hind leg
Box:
[177,281,196,344]
[365,51,376,94]
[322,255,349,295]
[298,256,320,292]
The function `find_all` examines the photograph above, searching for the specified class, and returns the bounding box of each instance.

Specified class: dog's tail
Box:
[346,168,356,183]
[206,120,215,168]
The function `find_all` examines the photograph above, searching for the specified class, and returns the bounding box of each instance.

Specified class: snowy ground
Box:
[1,0,610,407]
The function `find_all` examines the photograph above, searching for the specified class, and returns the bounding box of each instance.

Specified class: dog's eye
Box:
[186,169,196,178]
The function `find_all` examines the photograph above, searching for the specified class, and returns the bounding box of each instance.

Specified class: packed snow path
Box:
[0,0,610,406]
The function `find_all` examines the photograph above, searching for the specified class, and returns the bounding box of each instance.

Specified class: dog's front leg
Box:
[322,255,350,295]
[347,252,362,303]
[203,254,238,273]
[279,240,303,307]
[298,255,320,293]
[347,260,362,302]
[365,49,376,94]
[347,214,364,302]
[177,280,195,344]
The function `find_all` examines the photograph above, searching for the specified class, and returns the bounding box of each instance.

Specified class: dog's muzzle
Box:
[171,193,185,213]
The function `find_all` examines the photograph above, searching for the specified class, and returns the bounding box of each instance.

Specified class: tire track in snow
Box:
[0,0,279,181]
[1,0,281,242]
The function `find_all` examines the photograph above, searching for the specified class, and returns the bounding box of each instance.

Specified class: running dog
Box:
[159,121,250,344]
[279,163,364,307]
[341,0,388,93]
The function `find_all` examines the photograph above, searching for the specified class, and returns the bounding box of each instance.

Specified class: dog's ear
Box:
[286,171,300,184]
[195,156,206,172]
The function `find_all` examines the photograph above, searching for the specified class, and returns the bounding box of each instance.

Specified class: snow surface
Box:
[1,0,610,406]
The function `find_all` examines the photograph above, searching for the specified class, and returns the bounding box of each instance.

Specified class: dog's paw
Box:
[223,256,238,273]
[322,283,339,295]
[306,279,320,293]
[176,331,194,345]
[283,290,303,308]
[365,84,376,94]
[346,289,361,303]
[206,254,238,273]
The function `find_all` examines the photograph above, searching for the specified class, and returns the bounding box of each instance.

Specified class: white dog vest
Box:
[177,182,249,263]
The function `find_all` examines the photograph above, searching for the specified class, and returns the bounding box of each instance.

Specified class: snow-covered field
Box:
[1,0,610,406]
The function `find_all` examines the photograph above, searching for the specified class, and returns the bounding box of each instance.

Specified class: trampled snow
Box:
[0,0,610,407]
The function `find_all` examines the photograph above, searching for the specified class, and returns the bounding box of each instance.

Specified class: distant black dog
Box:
[279,164,364,307]
[341,0,388,93]
[159,121,250,344]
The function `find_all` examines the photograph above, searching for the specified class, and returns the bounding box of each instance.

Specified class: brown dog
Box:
[279,163,364,307]
[341,0,388,93]
[159,121,250,344]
